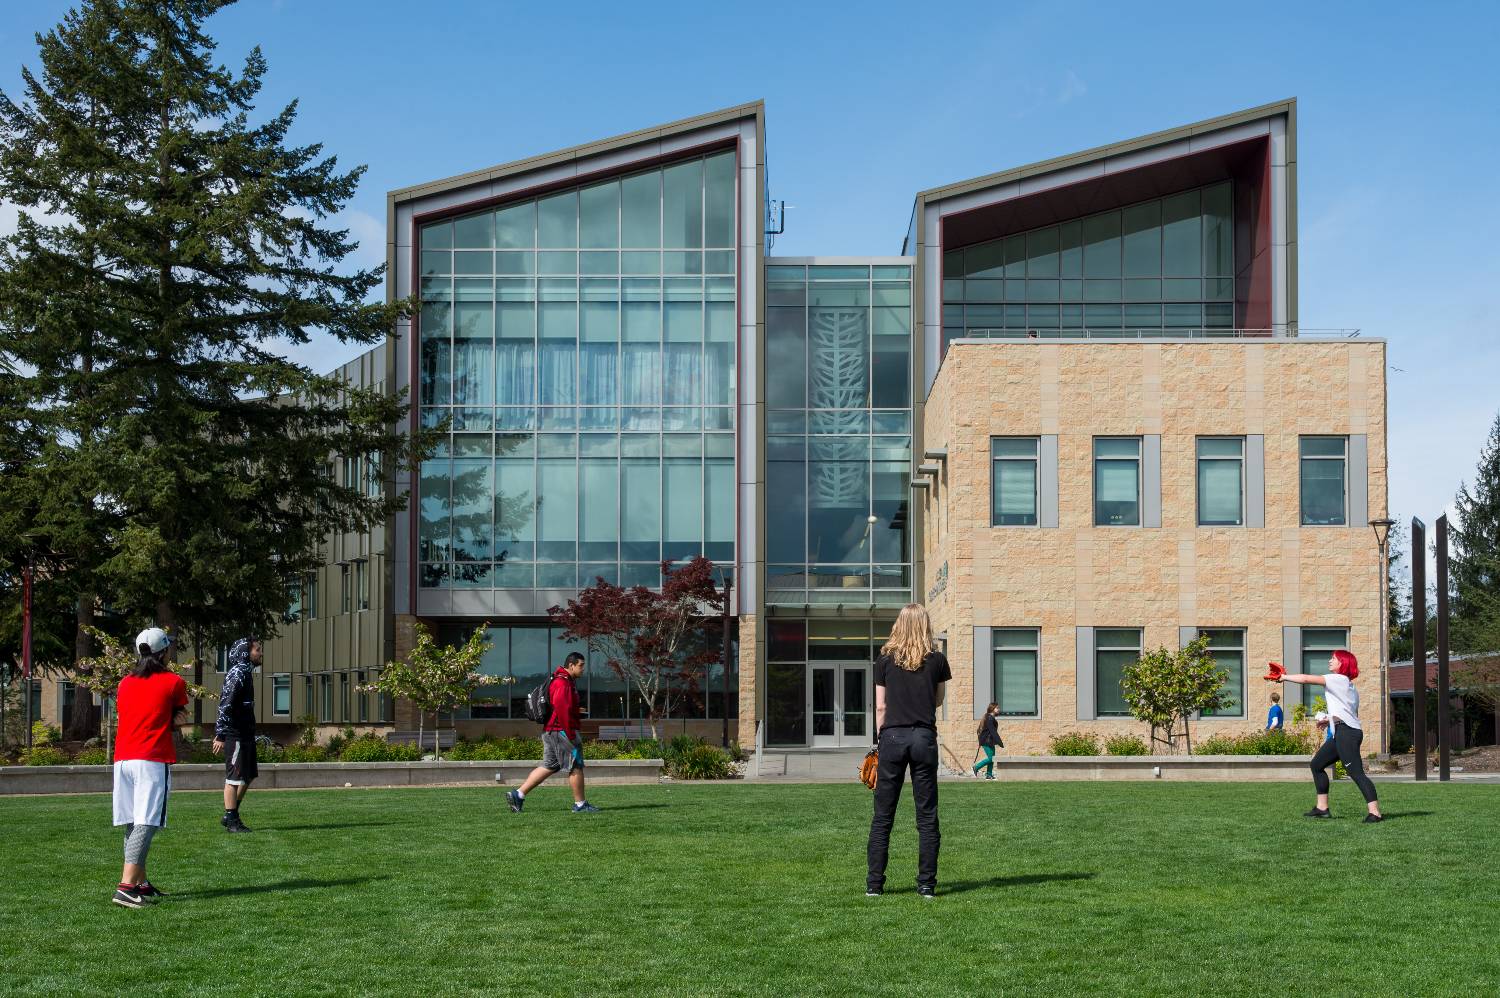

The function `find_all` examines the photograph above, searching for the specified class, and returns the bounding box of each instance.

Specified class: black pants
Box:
[1310,724,1378,804]
[867,726,940,891]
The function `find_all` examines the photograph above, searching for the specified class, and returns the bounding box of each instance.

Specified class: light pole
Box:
[1369,517,1395,757]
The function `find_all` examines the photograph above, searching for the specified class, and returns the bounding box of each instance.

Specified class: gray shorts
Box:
[541,731,582,773]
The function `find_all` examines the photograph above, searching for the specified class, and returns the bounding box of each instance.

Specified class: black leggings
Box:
[1310,724,1378,804]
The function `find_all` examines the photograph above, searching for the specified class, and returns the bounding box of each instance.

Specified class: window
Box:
[306,572,319,620]
[356,671,368,723]
[272,675,291,716]
[340,673,350,722]
[1199,628,1244,716]
[993,629,1039,716]
[1197,437,1244,526]
[302,676,313,717]
[1095,628,1141,717]
[1094,438,1141,526]
[342,454,359,490]
[1300,436,1347,525]
[356,560,370,611]
[1301,628,1348,709]
[340,564,351,614]
[991,438,1039,526]
[318,675,333,722]
[215,647,228,674]
[283,579,302,624]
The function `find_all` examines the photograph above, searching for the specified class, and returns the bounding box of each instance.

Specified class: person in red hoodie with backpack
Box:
[506,652,600,814]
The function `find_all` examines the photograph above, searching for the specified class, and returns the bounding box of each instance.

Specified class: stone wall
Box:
[923,339,1388,755]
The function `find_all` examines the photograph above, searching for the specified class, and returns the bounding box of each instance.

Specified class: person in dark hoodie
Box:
[212,638,261,832]
[506,652,599,814]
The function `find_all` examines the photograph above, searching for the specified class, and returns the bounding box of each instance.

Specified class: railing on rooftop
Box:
[953,327,1361,341]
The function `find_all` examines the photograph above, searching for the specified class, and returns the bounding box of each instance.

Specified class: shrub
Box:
[24,746,71,766]
[618,738,661,759]
[182,742,220,764]
[582,739,621,760]
[72,747,109,765]
[339,734,398,762]
[727,742,748,764]
[1049,731,1099,756]
[666,743,736,780]
[296,713,318,747]
[1104,734,1150,756]
[1193,728,1318,755]
[326,725,357,757]
[281,744,329,763]
[31,722,61,747]
[445,736,543,761]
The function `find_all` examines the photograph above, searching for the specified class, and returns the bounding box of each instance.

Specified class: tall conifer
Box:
[0,0,424,648]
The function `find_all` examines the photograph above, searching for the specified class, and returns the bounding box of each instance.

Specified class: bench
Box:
[386,729,458,749]
[597,724,656,742]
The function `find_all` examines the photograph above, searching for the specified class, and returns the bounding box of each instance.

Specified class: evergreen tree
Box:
[1452,411,1500,654]
[0,0,426,650]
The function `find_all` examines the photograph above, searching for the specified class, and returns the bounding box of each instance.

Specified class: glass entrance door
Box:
[809,663,870,747]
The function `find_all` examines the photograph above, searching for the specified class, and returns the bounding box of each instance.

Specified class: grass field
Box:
[2,780,1497,996]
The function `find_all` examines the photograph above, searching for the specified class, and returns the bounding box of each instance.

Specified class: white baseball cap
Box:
[135,627,173,655]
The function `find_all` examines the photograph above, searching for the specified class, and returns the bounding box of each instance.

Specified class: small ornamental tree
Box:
[1119,635,1230,754]
[74,624,213,758]
[549,557,726,740]
[361,623,494,760]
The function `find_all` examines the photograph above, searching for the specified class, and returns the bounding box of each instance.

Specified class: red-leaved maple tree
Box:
[549,557,726,739]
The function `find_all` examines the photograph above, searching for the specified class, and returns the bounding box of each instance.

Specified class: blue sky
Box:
[2,0,1497,556]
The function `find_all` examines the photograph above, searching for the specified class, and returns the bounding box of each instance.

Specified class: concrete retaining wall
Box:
[991,755,1314,781]
[0,759,664,795]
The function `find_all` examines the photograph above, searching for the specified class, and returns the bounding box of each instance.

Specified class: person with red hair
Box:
[1272,649,1383,822]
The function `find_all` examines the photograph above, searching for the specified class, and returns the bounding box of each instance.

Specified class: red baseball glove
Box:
[1263,661,1285,681]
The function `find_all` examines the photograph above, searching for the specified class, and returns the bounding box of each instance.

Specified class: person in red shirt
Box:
[110,627,189,908]
[506,652,599,813]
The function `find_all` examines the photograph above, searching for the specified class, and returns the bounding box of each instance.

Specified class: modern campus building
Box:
[34,99,1385,759]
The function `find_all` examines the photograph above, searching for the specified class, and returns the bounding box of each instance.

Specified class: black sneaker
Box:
[225,816,253,833]
[917,885,937,900]
[506,790,524,813]
[572,801,600,813]
[1304,807,1331,819]
[135,881,167,900]
[112,886,147,908]
[1363,813,1384,823]
[865,887,883,897]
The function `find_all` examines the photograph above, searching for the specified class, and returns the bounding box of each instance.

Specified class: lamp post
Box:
[1369,517,1395,757]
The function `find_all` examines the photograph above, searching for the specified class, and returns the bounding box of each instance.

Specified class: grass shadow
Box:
[1378,811,1436,822]
[178,875,390,900]
[269,822,400,832]
[939,872,1097,895]
[596,803,670,811]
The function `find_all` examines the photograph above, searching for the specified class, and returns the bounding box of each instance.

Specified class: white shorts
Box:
[112,759,171,828]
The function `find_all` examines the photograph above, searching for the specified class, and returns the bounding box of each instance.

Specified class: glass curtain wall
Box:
[942,182,1234,346]
[764,264,913,606]
[764,618,893,745]
[418,150,737,590]
[451,623,738,721]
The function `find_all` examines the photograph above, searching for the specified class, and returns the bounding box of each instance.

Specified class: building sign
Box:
[927,561,948,602]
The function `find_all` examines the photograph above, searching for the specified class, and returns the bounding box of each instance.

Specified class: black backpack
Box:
[524,677,552,725]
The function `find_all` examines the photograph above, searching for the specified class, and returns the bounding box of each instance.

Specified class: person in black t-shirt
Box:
[866,603,951,899]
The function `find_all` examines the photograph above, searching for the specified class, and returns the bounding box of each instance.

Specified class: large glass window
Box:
[1095,628,1141,717]
[418,149,737,590]
[272,675,290,716]
[993,629,1039,716]
[764,264,914,607]
[942,181,1234,343]
[1199,628,1244,717]
[1301,628,1348,710]
[1197,437,1245,526]
[991,437,1038,526]
[1094,437,1141,527]
[451,623,737,721]
[1300,436,1348,526]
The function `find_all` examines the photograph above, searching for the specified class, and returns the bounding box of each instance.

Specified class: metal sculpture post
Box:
[721,576,733,748]
[1369,518,1395,756]
[1411,517,1427,781]
[1436,515,1452,782]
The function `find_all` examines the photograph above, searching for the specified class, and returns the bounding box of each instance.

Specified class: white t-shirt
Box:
[1322,673,1361,731]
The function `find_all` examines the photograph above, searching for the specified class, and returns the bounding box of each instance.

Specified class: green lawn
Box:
[2,780,1496,996]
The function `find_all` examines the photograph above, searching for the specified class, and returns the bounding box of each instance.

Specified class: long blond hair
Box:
[881,603,937,671]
